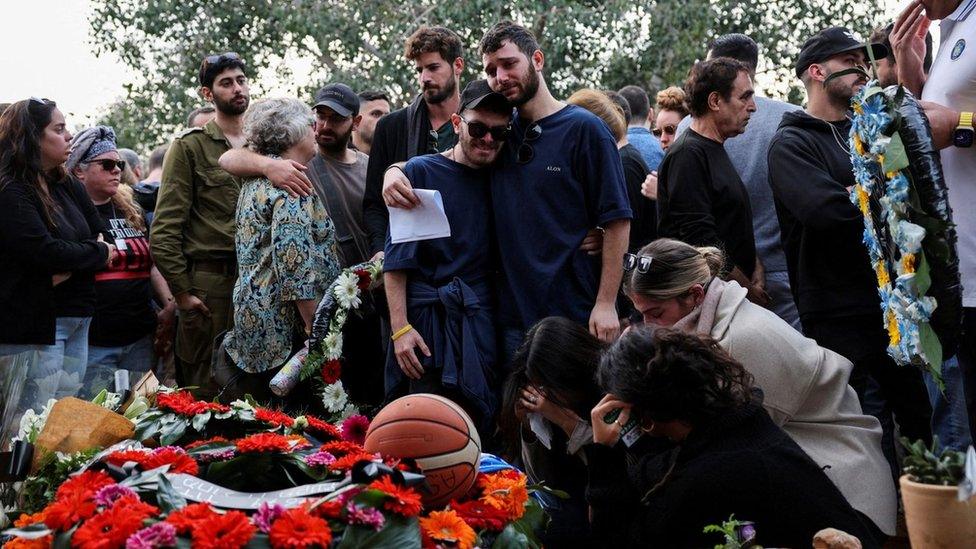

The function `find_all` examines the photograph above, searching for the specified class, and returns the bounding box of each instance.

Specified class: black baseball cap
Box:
[795,27,890,78]
[458,80,511,115]
[312,83,359,117]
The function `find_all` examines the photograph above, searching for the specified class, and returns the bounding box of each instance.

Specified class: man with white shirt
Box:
[892,0,976,442]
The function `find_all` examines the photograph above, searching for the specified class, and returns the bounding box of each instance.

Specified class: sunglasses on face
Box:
[459,115,511,141]
[623,252,653,273]
[85,159,126,172]
[516,123,543,164]
[652,124,677,138]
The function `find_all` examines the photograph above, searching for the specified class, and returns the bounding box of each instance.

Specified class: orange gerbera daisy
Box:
[2,536,52,549]
[303,416,342,441]
[319,440,362,456]
[255,407,295,428]
[477,471,529,521]
[268,506,333,549]
[367,476,423,517]
[236,433,292,453]
[13,511,46,528]
[419,510,476,549]
[329,452,374,472]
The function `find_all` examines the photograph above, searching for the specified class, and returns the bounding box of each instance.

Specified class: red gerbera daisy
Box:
[141,447,199,475]
[157,391,230,416]
[340,415,370,445]
[54,470,114,501]
[320,359,342,385]
[304,415,342,441]
[190,509,256,549]
[43,489,98,531]
[184,436,230,450]
[71,496,158,549]
[165,503,219,535]
[368,476,423,517]
[103,450,150,468]
[450,499,509,531]
[255,407,295,428]
[353,269,371,291]
[329,452,375,472]
[319,440,362,457]
[268,506,332,549]
[309,500,343,520]
[235,433,292,454]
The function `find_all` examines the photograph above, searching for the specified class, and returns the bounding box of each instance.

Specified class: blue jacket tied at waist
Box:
[386,277,498,424]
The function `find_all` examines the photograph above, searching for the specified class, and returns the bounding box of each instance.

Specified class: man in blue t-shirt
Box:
[383,81,513,428]
[384,22,632,363]
[618,85,666,171]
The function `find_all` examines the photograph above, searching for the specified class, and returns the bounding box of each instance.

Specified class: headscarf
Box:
[66,125,117,172]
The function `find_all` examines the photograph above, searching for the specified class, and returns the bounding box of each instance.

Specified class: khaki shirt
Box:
[150,120,240,295]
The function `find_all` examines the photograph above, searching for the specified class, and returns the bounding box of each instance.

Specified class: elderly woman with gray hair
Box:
[217,98,340,401]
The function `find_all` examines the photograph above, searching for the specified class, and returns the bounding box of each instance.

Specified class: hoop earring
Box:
[641,421,656,434]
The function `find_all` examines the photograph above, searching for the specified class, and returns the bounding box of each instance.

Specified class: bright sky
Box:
[1,0,920,125]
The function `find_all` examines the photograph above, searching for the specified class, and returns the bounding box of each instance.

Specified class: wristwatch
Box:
[954,111,974,148]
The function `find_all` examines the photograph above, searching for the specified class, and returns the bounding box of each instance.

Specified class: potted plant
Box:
[899,437,976,548]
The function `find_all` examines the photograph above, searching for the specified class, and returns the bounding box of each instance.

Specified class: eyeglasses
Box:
[623,253,653,273]
[428,129,439,154]
[516,123,542,164]
[459,115,510,141]
[204,51,241,66]
[85,159,126,172]
[652,124,677,138]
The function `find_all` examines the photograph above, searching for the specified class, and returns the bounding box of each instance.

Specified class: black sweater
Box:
[657,129,756,278]
[0,176,107,344]
[619,143,656,252]
[584,393,878,549]
[767,111,879,321]
[363,95,433,256]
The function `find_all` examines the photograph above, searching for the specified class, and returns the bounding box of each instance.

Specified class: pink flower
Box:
[304,451,337,468]
[340,415,370,445]
[94,484,137,507]
[253,502,286,534]
[345,502,385,531]
[125,522,177,549]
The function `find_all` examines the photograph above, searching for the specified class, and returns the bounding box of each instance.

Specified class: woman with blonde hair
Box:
[653,86,689,151]
[68,126,175,395]
[621,237,896,541]
[567,88,655,253]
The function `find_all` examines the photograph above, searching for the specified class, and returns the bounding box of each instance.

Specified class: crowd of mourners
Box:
[2,0,976,545]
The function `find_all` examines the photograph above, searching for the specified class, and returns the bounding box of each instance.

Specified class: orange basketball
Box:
[364,394,481,508]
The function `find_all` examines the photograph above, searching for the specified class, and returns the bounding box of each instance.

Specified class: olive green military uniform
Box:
[150,120,240,399]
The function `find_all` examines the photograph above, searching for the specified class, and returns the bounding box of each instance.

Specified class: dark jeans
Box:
[959,307,976,442]
[803,315,933,446]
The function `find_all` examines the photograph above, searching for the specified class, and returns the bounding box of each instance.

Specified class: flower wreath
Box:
[268,259,383,415]
[849,83,961,381]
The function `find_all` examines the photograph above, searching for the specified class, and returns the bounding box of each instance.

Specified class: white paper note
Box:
[388,188,451,244]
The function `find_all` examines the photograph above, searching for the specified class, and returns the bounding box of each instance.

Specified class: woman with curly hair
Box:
[653,86,689,152]
[586,328,877,548]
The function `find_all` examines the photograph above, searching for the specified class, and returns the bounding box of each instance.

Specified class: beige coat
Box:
[685,279,896,534]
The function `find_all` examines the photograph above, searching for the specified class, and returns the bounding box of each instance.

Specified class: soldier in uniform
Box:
[150,53,250,398]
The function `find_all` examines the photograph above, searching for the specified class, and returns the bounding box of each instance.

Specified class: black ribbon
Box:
[0,441,34,482]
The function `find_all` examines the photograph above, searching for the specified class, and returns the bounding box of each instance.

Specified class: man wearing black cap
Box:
[382,80,512,431]
[767,29,932,526]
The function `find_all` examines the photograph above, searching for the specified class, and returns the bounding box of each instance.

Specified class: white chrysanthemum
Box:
[323,331,343,360]
[100,392,121,411]
[895,221,926,255]
[339,403,360,421]
[230,399,255,412]
[333,272,362,309]
[321,382,349,413]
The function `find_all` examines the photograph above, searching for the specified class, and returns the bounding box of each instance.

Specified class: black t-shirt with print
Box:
[89,202,156,347]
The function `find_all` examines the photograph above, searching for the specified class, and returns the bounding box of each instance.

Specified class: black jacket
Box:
[0,177,107,344]
[363,94,432,255]
[584,393,878,549]
[767,110,879,321]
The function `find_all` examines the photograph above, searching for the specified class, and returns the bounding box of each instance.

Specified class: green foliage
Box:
[16,449,99,514]
[703,514,760,549]
[901,436,966,486]
[89,0,883,151]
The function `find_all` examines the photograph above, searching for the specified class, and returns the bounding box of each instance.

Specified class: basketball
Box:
[363,394,481,508]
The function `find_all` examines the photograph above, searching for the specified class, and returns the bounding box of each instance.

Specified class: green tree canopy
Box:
[89,0,882,152]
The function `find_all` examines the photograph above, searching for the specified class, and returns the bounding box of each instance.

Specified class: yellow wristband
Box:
[391,324,414,342]
[959,111,974,129]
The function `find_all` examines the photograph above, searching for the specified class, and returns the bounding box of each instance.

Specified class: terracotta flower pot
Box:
[900,474,976,548]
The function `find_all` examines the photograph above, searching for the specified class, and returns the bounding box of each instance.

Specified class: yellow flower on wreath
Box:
[420,510,477,549]
[887,309,901,347]
[901,253,917,274]
[857,186,870,216]
[876,262,891,287]
[477,471,529,521]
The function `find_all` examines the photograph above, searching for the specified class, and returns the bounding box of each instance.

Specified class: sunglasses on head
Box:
[652,124,677,138]
[204,51,241,66]
[623,252,653,273]
[516,123,543,164]
[29,96,53,106]
[85,159,126,172]
[459,115,510,141]
[427,129,439,154]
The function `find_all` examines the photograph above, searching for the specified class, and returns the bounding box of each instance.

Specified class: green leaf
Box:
[918,323,943,376]
[336,515,421,549]
[492,524,530,549]
[191,411,211,432]
[155,472,188,513]
[913,252,932,296]
[507,500,546,549]
[52,525,78,549]
[882,132,910,173]
[159,417,190,446]
[243,532,272,548]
